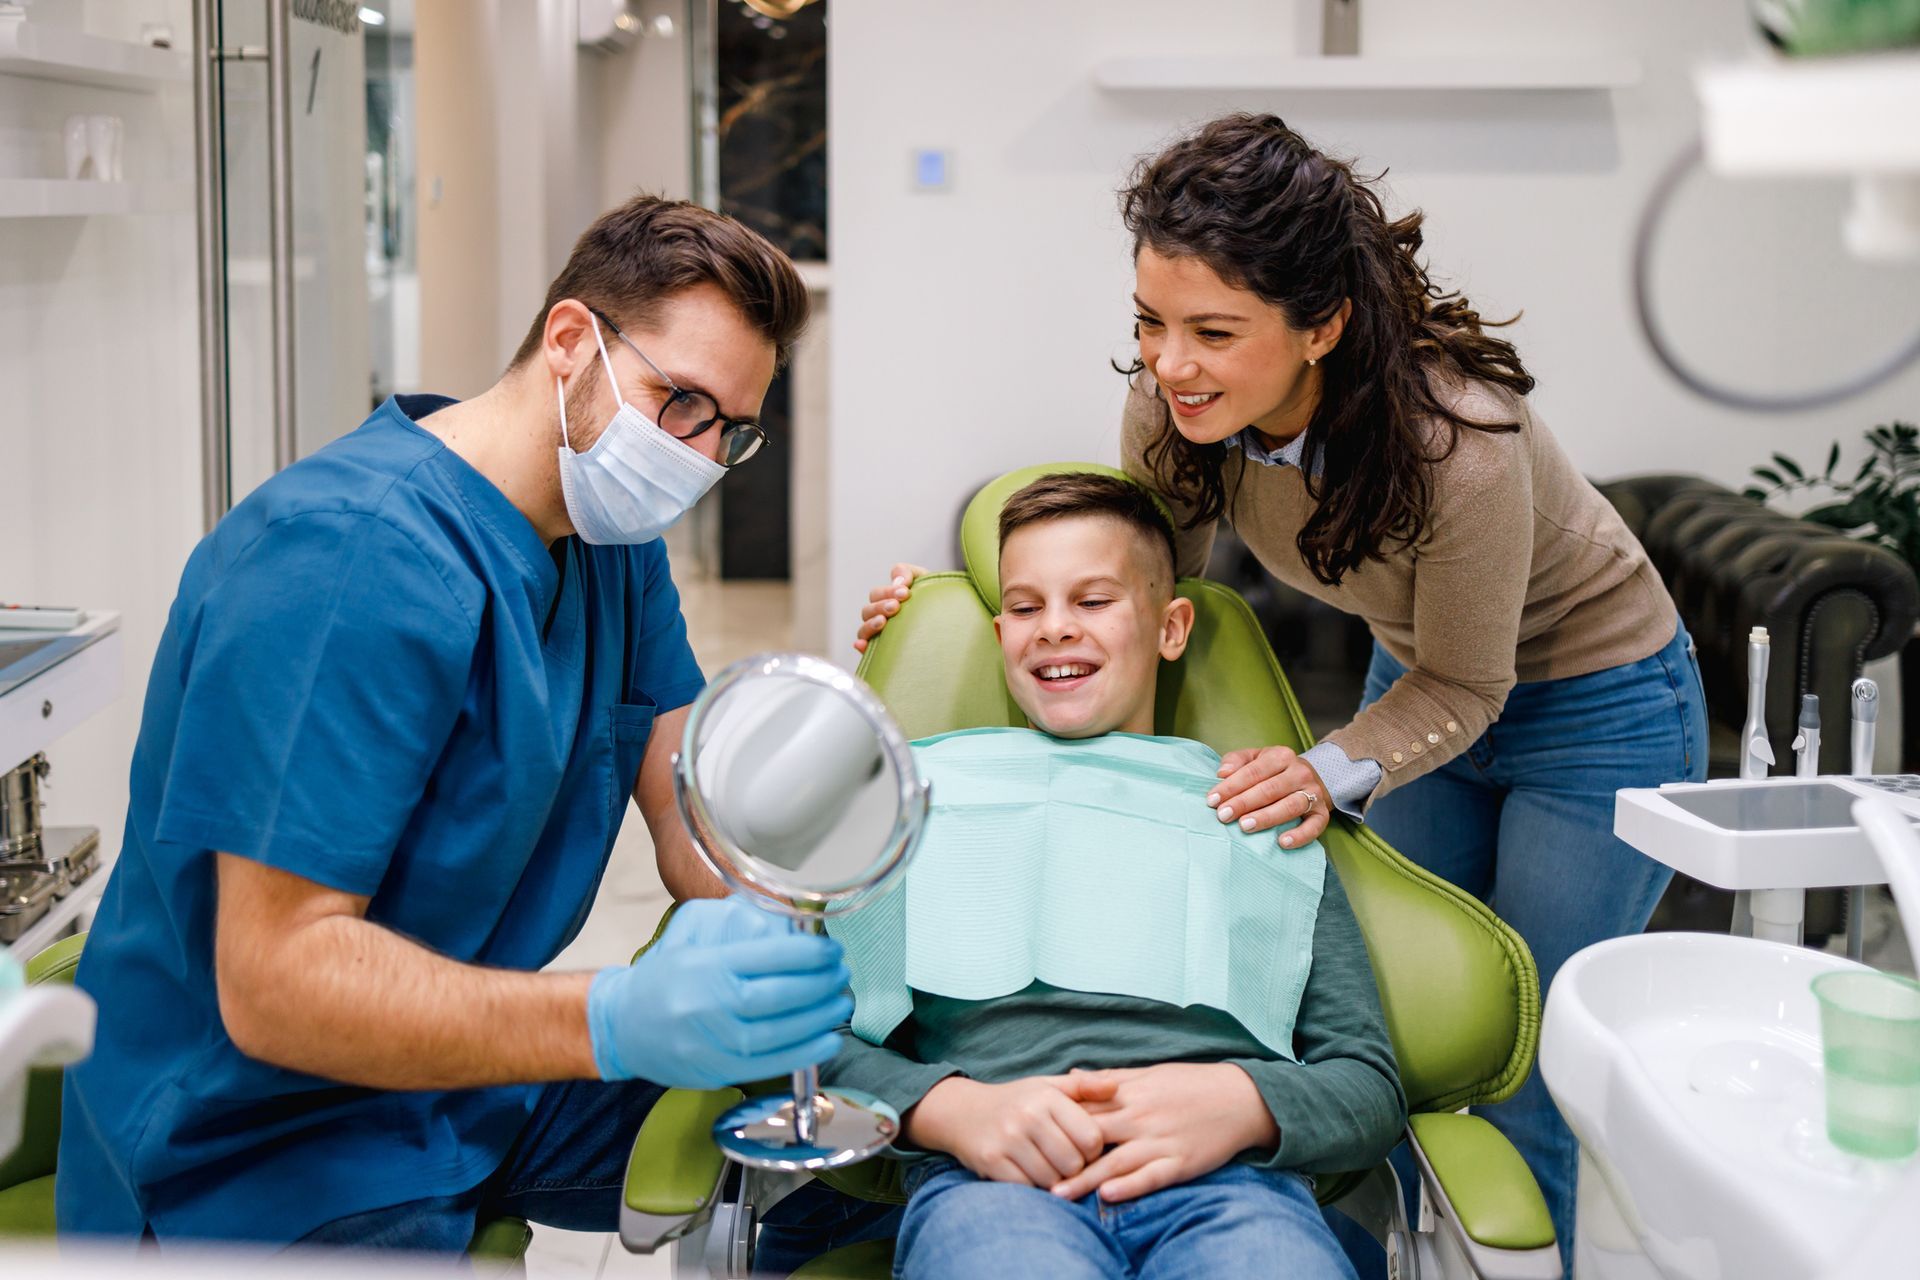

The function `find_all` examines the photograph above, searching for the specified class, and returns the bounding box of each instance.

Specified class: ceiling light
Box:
[358,7,386,25]
[742,0,815,17]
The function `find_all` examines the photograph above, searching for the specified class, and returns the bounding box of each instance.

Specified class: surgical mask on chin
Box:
[555,319,726,545]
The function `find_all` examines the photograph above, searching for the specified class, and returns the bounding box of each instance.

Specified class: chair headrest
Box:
[960,463,1177,613]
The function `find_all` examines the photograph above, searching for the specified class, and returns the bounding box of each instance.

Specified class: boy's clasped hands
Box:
[904,1062,1280,1203]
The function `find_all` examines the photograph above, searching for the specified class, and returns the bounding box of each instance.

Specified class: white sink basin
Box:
[1540,932,1912,1280]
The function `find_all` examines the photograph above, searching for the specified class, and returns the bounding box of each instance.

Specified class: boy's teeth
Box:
[1040,664,1094,680]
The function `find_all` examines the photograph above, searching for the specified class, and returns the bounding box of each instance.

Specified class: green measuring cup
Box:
[1813,969,1920,1159]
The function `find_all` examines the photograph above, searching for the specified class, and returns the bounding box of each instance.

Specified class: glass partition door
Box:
[194,0,377,523]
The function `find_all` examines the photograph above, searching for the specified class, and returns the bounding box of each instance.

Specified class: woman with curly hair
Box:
[857,114,1708,1265]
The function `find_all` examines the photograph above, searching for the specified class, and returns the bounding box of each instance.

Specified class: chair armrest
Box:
[619,1087,744,1255]
[1407,1113,1561,1280]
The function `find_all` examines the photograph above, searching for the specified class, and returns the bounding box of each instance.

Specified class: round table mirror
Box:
[673,652,929,1170]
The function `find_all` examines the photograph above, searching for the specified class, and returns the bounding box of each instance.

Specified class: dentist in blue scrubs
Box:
[58,197,853,1253]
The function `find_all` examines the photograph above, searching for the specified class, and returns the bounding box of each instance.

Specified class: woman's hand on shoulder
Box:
[1209,746,1332,848]
[853,563,929,654]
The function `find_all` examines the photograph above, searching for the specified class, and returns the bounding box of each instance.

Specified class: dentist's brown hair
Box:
[510,195,809,372]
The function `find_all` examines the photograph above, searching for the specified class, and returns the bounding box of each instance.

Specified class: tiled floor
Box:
[528,574,793,1280]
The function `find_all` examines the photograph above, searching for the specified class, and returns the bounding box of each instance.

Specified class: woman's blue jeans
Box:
[894,1157,1355,1280]
[1354,623,1707,1271]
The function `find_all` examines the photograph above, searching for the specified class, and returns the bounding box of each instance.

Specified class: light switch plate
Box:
[911,149,950,192]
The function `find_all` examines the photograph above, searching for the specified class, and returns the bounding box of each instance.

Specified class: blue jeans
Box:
[1352,622,1707,1272]
[293,1078,895,1272]
[894,1157,1355,1280]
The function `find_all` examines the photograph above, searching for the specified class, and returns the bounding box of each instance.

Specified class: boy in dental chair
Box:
[823,473,1405,1280]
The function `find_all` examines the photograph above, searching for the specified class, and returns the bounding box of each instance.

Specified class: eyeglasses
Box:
[589,307,769,467]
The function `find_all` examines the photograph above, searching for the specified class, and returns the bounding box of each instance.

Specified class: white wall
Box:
[0,0,203,850]
[416,0,504,393]
[586,0,692,209]
[825,0,1920,654]
[417,0,690,391]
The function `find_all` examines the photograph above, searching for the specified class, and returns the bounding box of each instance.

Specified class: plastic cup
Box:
[1812,969,1920,1159]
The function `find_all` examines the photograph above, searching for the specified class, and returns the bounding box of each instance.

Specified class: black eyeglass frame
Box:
[588,307,769,467]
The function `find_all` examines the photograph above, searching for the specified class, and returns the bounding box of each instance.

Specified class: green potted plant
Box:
[1748,420,1920,764]
[1747,422,1920,569]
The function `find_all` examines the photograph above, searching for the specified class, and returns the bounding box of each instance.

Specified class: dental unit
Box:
[1586,661,1920,1278]
[1741,625,1774,782]
[1791,694,1819,779]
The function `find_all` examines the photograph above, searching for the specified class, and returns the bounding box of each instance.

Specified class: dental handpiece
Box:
[1793,694,1820,778]
[1851,678,1879,775]
[1741,626,1774,780]
[1847,677,1880,962]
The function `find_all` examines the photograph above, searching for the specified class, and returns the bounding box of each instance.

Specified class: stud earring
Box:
[1307,357,1318,367]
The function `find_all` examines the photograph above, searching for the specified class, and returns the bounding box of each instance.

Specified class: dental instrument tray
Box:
[1615,776,1920,890]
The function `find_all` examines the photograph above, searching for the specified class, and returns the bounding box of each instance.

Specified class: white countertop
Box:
[0,610,122,773]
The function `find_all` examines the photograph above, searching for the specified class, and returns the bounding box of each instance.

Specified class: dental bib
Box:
[828,727,1326,1059]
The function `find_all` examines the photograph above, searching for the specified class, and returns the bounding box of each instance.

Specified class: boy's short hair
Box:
[997,473,1178,584]
[509,195,809,370]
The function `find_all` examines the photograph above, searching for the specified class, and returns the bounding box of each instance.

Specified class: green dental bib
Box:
[828,727,1326,1060]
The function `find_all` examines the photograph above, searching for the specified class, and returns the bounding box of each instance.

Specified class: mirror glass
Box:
[679,654,922,907]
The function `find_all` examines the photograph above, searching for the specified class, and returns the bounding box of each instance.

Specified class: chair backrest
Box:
[0,931,86,1193]
[858,464,1537,1113]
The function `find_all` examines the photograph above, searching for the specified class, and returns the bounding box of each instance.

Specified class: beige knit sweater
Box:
[1120,376,1677,800]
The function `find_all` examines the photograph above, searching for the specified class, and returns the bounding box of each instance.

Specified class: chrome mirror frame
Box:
[672,651,927,915]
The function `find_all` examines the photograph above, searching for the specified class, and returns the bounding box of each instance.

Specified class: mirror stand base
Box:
[713,1088,900,1172]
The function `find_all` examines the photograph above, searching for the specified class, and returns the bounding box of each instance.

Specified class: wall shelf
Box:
[1698,52,1920,175]
[1094,55,1642,93]
[0,179,192,218]
[0,18,190,91]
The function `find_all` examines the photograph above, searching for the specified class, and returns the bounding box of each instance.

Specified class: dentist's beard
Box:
[563,374,603,452]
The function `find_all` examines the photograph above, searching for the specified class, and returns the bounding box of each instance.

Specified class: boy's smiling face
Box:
[995,514,1194,739]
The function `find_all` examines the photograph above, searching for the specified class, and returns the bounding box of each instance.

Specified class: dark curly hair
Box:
[1119,113,1534,587]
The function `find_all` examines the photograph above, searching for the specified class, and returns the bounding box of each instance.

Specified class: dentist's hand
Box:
[1208,745,1332,848]
[586,896,851,1089]
[853,564,929,654]
[905,1075,1106,1187]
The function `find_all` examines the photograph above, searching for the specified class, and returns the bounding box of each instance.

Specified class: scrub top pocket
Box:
[606,698,659,831]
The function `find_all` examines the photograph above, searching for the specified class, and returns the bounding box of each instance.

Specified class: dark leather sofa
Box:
[1600,473,1920,778]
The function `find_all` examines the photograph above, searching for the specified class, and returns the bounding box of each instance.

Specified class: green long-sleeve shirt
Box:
[821,864,1407,1175]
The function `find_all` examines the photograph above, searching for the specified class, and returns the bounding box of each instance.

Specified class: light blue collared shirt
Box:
[1224,425,1313,471]
[1224,426,1383,817]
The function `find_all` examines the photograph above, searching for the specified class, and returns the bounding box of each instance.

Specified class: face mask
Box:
[555,319,726,545]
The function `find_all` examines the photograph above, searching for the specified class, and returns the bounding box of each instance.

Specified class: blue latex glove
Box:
[587,895,851,1089]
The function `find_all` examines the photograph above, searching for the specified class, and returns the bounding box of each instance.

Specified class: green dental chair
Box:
[0,932,533,1272]
[619,464,1560,1280]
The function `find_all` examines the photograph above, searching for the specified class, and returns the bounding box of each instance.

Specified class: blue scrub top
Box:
[57,395,705,1245]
